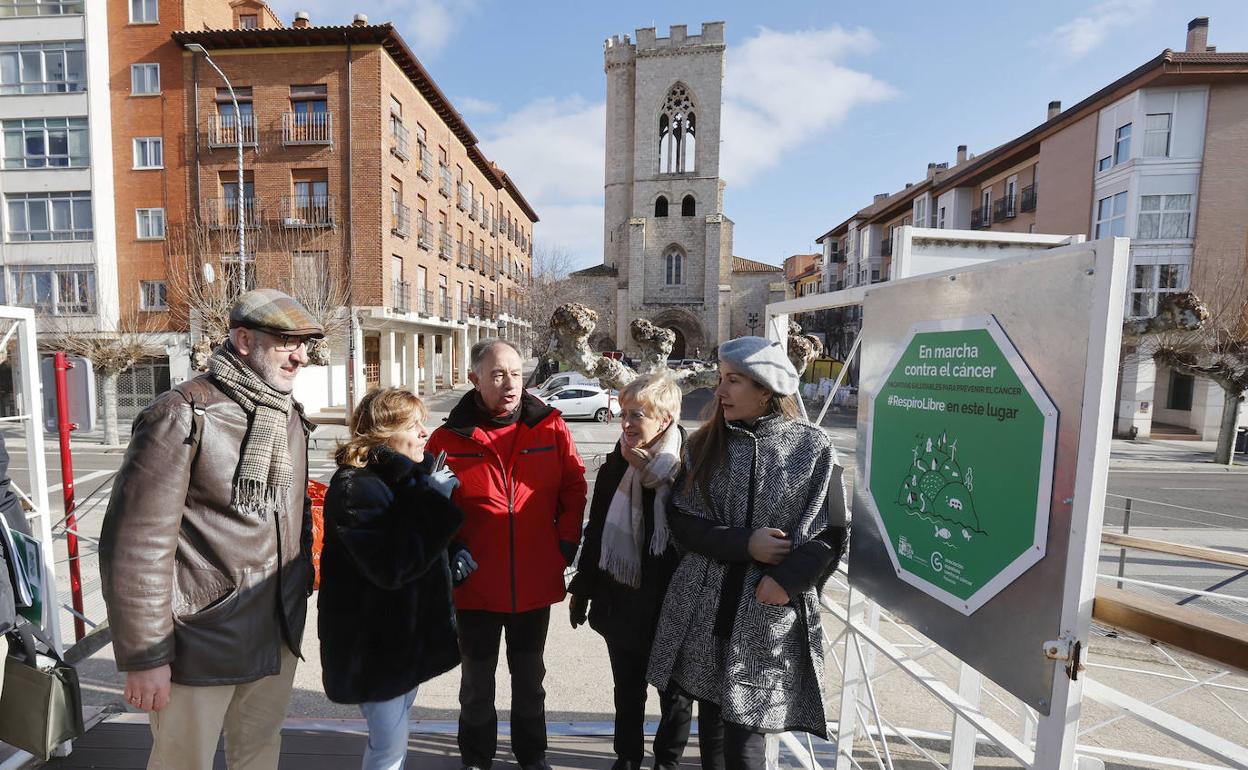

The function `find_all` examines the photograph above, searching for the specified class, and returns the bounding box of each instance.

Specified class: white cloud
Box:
[478,26,891,268]
[1040,0,1155,61]
[457,96,500,115]
[721,26,896,185]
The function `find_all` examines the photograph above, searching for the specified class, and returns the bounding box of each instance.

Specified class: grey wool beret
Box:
[717,336,800,396]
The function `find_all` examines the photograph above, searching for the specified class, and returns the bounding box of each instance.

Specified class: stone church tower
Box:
[575,22,743,358]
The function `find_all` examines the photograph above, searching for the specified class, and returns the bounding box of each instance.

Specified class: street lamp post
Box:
[747,311,759,336]
[184,43,246,297]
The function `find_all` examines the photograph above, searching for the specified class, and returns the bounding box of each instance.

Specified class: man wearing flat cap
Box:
[101,289,323,769]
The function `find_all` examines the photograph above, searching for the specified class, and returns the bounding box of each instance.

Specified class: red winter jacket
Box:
[426,391,588,613]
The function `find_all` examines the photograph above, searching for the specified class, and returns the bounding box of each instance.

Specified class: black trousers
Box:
[457,607,551,768]
[667,684,766,770]
[604,638,694,768]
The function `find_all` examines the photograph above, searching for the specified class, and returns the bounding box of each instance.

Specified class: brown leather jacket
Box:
[99,374,313,686]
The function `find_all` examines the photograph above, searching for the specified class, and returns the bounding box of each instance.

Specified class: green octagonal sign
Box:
[864,315,1057,615]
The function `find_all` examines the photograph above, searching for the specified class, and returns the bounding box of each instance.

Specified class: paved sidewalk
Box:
[1109,437,1248,472]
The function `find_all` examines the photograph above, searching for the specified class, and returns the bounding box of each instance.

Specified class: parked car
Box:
[528,371,599,399]
[541,385,619,422]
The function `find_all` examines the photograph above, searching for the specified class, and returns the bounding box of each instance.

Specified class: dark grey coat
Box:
[647,414,847,736]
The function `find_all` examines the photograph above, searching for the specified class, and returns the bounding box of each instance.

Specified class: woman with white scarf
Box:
[568,373,697,770]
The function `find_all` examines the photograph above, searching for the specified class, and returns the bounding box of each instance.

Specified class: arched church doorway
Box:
[665,326,687,359]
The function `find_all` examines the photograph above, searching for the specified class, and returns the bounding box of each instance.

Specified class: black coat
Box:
[318,446,464,704]
[568,438,682,650]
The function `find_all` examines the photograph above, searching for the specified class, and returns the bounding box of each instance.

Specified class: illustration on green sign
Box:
[865,315,1057,615]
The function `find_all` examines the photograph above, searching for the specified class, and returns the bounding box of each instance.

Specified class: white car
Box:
[542,385,619,422]
[528,372,599,399]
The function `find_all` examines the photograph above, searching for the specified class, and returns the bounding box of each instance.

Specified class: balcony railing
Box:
[970,206,991,230]
[280,194,335,227]
[205,197,262,230]
[439,232,453,259]
[483,253,494,277]
[392,280,410,313]
[471,200,481,222]
[208,114,258,148]
[472,248,484,273]
[418,145,433,181]
[282,111,332,145]
[440,295,453,321]
[460,299,477,319]
[483,210,492,231]
[415,288,434,316]
[391,124,411,161]
[391,204,411,238]
[1021,184,1038,213]
[457,185,471,212]
[993,194,1017,221]
[457,242,471,268]
[439,168,453,198]
[416,214,433,250]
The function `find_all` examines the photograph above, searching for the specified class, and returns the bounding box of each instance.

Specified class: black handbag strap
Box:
[6,621,65,668]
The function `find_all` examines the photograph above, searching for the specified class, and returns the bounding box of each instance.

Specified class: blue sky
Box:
[266,0,1248,271]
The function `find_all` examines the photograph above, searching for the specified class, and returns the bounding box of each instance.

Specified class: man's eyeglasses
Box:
[257,330,316,352]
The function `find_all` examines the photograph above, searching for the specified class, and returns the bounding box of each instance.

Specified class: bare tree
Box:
[41,312,165,445]
[165,214,351,370]
[519,244,592,355]
[1125,269,1245,464]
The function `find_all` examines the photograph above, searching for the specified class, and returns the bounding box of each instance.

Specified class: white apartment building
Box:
[0,0,116,343]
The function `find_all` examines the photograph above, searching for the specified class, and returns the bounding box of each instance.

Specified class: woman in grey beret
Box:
[647,336,848,770]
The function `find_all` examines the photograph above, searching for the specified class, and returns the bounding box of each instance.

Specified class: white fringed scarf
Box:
[598,424,682,588]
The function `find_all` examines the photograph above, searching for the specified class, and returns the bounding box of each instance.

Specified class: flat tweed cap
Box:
[717,336,799,396]
[229,288,324,338]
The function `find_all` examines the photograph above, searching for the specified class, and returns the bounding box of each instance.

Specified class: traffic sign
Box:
[865,315,1057,615]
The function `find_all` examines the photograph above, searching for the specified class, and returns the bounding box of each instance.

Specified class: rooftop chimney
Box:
[1186,17,1209,53]
[1048,100,1062,120]
[874,192,889,203]
[352,12,368,26]
[292,10,309,28]
[956,144,967,164]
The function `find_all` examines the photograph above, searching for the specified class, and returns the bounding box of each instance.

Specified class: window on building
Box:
[937,206,946,229]
[1114,123,1131,165]
[130,63,159,95]
[129,0,156,22]
[12,265,94,315]
[291,170,330,222]
[1130,263,1186,318]
[981,188,992,216]
[237,13,257,28]
[0,42,87,94]
[914,197,927,227]
[681,195,695,217]
[221,176,255,225]
[132,136,162,168]
[1137,194,1191,240]
[1167,371,1194,411]
[658,83,696,173]
[1143,113,1172,158]
[3,117,88,168]
[654,196,668,218]
[665,248,683,285]
[1097,156,1112,172]
[136,208,165,239]
[290,84,327,122]
[0,0,86,18]
[215,86,253,139]
[139,280,168,311]
[6,191,91,241]
[1094,191,1127,238]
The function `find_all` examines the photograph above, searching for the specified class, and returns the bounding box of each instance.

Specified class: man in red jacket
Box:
[426,338,588,770]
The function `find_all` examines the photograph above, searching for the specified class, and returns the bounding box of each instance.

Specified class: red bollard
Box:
[53,352,86,642]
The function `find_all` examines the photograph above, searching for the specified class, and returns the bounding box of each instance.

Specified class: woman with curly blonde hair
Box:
[319,387,463,769]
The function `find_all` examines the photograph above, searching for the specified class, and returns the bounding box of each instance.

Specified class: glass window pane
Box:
[1164,194,1191,211]
[72,197,91,229]
[1139,195,1160,212]
[27,200,47,230]
[1160,213,1189,239]
[47,127,67,155]
[1133,265,1152,289]
[0,52,17,85]
[7,200,24,231]
[68,126,87,159]
[1159,265,1183,289]
[65,50,83,87]
[1137,213,1159,239]
[1113,192,1128,215]
[50,198,70,231]
[19,50,40,83]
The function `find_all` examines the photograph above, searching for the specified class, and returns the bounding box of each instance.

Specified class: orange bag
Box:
[308,479,328,590]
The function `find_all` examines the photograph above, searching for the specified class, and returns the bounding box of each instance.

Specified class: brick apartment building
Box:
[812,17,1248,441]
[20,0,537,421]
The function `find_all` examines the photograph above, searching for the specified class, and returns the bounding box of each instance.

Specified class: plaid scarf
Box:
[207,344,293,520]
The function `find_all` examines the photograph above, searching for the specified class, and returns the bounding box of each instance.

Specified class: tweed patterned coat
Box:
[647,414,843,737]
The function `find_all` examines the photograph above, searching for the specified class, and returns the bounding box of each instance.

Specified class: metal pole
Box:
[53,352,85,642]
[193,48,245,294]
[1116,498,1132,590]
